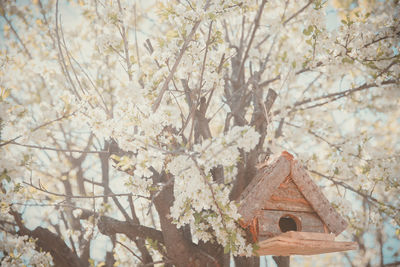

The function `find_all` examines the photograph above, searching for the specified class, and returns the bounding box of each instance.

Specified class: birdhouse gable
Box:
[238,152,348,237]
[263,176,314,213]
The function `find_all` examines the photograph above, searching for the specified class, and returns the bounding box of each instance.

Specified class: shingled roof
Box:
[238,152,348,236]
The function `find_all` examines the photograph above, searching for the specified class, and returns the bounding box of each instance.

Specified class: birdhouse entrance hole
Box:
[279,215,301,232]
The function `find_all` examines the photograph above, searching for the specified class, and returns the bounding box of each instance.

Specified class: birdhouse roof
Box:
[238,152,348,236]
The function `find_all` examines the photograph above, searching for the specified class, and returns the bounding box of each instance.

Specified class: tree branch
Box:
[152,20,201,112]
[7,141,105,154]
[283,0,312,25]
[0,4,32,59]
[10,209,84,267]
[237,0,267,82]
[97,216,164,244]
[24,181,132,199]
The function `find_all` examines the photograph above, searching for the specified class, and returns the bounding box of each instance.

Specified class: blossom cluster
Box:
[0,235,52,267]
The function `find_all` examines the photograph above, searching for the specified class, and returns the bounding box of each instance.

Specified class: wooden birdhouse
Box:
[238,151,358,256]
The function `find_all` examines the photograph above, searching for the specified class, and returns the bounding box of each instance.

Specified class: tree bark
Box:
[97,216,164,244]
[235,255,260,267]
[273,256,290,267]
[153,172,212,267]
[18,226,85,267]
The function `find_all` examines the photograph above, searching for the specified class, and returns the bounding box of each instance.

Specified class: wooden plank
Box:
[238,155,291,223]
[257,211,281,240]
[280,231,335,241]
[291,161,348,235]
[257,233,358,256]
[257,238,358,256]
[258,210,326,241]
[264,178,314,212]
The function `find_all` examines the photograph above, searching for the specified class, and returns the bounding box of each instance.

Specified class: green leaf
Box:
[224,244,230,254]
[282,51,287,61]
[303,25,313,36]
[110,154,120,161]
[146,238,159,251]
[0,88,10,101]
[252,243,260,256]
[0,169,11,183]
[208,13,216,20]
[14,183,22,192]
[334,167,339,175]
[342,57,354,64]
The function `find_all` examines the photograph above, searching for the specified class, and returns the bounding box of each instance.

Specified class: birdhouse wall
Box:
[258,210,326,241]
[263,177,313,212]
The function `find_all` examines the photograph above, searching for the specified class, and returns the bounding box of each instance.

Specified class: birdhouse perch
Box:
[238,151,358,256]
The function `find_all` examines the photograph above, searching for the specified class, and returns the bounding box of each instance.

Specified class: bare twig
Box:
[59,18,87,97]
[363,31,400,48]
[309,169,399,212]
[237,0,267,82]
[55,0,81,100]
[198,21,214,93]
[152,20,201,112]
[0,111,75,147]
[0,4,32,58]
[272,79,398,116]
[7,141,106,154]
[117,0,132,80]
[283,0,312,25]
[116,240,144,263]
[24,181,132,199]
[134,4,141,68]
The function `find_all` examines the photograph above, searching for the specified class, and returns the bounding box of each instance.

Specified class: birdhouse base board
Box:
[256,231,358,256]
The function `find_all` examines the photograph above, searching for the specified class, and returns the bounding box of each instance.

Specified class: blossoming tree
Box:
[0,0,399,266]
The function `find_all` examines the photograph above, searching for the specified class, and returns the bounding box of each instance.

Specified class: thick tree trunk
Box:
[153,172,217,267]
[235,255,260,267]
[273,256,290,267]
